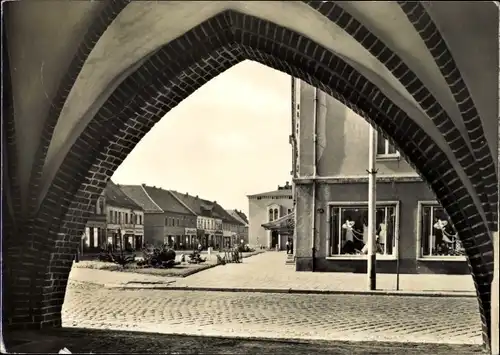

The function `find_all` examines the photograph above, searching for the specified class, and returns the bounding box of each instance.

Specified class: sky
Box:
[112,60,292,216]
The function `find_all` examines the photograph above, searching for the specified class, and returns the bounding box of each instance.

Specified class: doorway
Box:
[271,231,279,249]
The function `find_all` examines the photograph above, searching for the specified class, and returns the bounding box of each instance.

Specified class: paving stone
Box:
[62,279,482,345]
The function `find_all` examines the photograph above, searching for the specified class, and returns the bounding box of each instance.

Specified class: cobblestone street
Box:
[62,280,482,345]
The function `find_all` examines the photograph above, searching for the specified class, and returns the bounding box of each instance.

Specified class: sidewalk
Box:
[69,252,477,297]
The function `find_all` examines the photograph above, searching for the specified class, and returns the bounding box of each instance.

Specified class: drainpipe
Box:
[311,88,319,272]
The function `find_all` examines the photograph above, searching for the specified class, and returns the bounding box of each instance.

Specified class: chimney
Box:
[185,192,188,196]
[213,201,217,204]
[141,183,146,187]
[285,181,290,186]
[196,195,198,199]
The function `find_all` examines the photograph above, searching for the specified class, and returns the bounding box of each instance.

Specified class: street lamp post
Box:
[367,126,378,291]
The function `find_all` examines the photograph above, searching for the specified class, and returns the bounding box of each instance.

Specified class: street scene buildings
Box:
[85,183,249,252]
[83,180,144,253]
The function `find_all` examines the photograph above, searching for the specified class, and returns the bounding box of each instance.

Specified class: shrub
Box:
[188,251,206,264]
[237,244,255,253]
[108,252,136,268]
[137,245,176,268]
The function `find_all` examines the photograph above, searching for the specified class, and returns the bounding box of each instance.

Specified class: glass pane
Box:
[421,206,431,256]
[387,141,397,154]
[340,207,368,254]
[377,206,395,255]
[377,133,386,155]
[434,207,464,256]
[330,207,339,255]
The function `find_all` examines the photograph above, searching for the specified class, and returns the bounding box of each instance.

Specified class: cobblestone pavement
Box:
[62,281,482,345]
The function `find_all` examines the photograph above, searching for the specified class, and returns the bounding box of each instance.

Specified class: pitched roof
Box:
[168,191,214,218]
[106,180,143,210]
[120,185,163,213]
[235,210,249,224]
[142,186,196,215]
[212,203,244,225]
[247,188,293,198]
[168,191,242,224]
[226,209,249,225]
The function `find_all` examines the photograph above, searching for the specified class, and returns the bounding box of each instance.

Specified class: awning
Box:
[261,212,294,233]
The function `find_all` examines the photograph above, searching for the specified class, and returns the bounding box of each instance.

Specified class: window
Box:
[268,209,274,222]
[273,208,279,220]
[97,198,104,214]
[376,133,398,157]
[328,202,398,258]
[125,213,129,224]
[418,202,465,258]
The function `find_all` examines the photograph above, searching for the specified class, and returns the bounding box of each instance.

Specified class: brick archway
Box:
[2,3,495,350]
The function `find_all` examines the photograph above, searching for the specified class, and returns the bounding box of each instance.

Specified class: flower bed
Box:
[73,250,264,278]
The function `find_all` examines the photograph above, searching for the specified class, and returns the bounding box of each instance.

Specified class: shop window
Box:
[328,203,398,257]
[418,203,465,258]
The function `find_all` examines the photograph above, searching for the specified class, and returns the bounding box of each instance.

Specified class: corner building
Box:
[292,79,468,275]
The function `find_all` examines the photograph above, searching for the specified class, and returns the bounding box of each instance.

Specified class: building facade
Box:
[292,79,468,274]
[248,182,294,250]
[83,190,107,253]
[226,209,249,244]
[169,191,226,249]
[106,181,145,251]
[121,185,198,249]
[82,180,145,252]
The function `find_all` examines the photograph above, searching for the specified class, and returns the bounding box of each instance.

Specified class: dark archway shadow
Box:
[4,327,487,354]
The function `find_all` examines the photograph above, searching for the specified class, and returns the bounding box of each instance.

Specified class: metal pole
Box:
[367,126,378,290]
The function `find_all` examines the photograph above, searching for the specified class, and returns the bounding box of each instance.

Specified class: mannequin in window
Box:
[432,216,445,255]
[439,218,462,255]
[360,216,384,255]
[377,222,387,253]
[352,216,367,253]
[341,218,356,254]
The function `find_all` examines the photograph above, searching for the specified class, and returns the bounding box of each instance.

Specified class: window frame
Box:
[376,132,400,160]
[325,200,400,260]
[416,201,466,261]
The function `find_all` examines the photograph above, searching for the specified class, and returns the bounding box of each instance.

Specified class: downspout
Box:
[311,88,318,272]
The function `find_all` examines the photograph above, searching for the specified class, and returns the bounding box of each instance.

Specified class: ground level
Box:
[69,252,476,293]
[4,328,486,354]
[61,280,482,346]
[10,251,482,354]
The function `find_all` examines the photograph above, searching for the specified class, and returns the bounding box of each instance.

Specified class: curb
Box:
[108,285,476,298]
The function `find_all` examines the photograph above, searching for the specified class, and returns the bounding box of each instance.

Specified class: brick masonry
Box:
[1,3,495,349]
